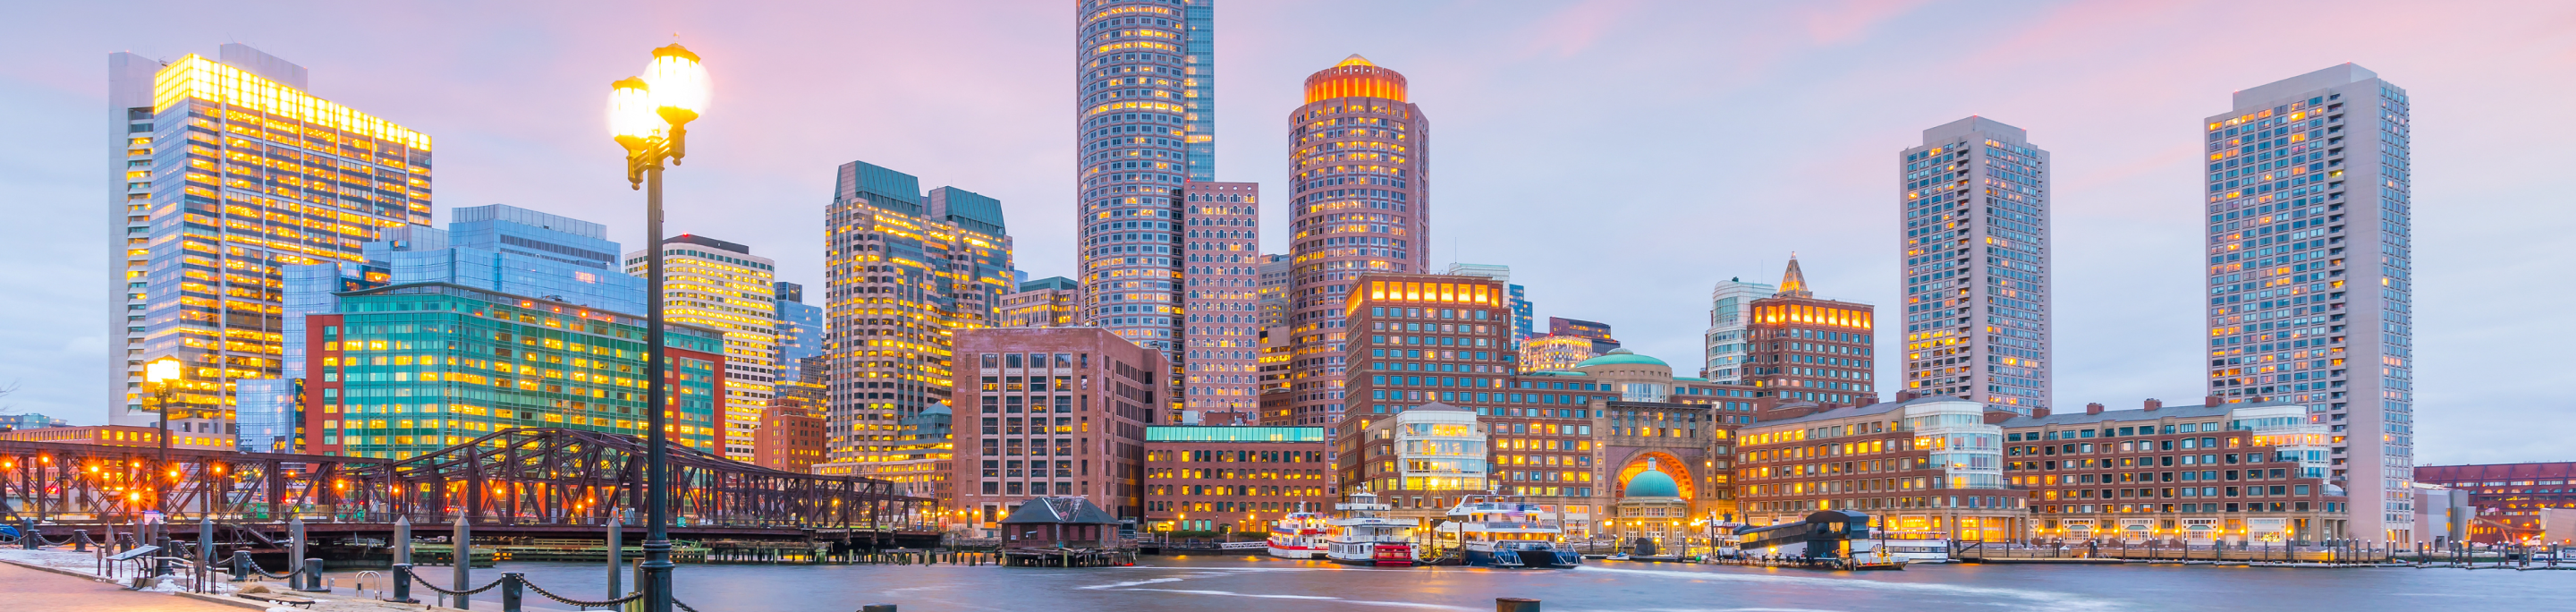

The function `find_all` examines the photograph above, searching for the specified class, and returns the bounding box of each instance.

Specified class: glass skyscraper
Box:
[820,159,1012,486]
[775,281,826,383]
[2201,64,2410,543]
[1898,116,2052,415]
[1075,0,1199,362]
[384,205,645,316]
[1182,0,1217,182]
[108,45,429,428]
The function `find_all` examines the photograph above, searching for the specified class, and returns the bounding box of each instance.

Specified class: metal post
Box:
[199,514,215,592]
[288,517,306,584]
[19,518,34,549]
[454,516,474,608]
[606,514,623,600]
[641,152,674,612]
[229,550,250,582]
[501,573,524,612]
[301,557,326,591]
[391,563,416,603]
[74,529,89,552]
[157,380,174,520]
[394,516,412,566]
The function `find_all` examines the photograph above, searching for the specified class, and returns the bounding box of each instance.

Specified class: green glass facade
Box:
[1145,425,1324,443]
[304,283,724,459]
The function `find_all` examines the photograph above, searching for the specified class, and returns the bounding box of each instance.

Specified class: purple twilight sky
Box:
[2,1,2572,464]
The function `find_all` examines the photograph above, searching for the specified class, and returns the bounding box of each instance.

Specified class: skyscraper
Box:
[1181,182,1260,418]
[1747,258,1879,406]
[820,160,1013,486]
[628,234,777,462]
[1284,55,1430,433]
[775,281,826,382]
[1702,276,1775,384]
[109,45,430,427]
[1181,0,1218,182]
[1075,0,1199,363]
[1898,116,2052,415]
[2201,64,2410,543]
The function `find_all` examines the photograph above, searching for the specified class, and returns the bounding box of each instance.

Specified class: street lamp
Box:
[144,357,183,520]
[607,42,708,612]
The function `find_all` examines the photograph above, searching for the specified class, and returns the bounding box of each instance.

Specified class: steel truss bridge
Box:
[0,428,933,543]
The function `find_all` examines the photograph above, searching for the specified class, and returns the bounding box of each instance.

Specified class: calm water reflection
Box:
[394,554,2574,611]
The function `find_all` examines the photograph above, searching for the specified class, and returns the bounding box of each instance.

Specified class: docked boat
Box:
[1324,492,1419,565]
[1445,497,1580,569]
[1862,532,1952,564]
[1266,508,1331,560]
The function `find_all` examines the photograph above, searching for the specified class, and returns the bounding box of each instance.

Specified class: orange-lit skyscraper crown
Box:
[1303,55,1407,104]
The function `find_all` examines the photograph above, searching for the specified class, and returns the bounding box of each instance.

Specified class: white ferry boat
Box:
[1324,492,1419,565]
[1445,497,1579,569]
[1266,508,1331,560]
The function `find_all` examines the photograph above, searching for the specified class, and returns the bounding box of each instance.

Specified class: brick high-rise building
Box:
[1747,258,1879,406]
[951,327,1161,531]
[1899,116,2052,415]
[1335,274,1513,520]
[1285,55,1430,435]
[2200,64,2411,544]
[757,395,827,473]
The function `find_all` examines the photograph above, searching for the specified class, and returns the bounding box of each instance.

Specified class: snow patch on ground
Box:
[0,547,110,577]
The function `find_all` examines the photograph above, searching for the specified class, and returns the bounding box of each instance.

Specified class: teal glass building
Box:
[302,282,724,459]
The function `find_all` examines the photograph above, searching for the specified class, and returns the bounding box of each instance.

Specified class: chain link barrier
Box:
[399,565,508,596]
[521,579,646,608]
[235,553,303,580]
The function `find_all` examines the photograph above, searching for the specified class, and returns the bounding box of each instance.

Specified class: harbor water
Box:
[384,553,2576,611]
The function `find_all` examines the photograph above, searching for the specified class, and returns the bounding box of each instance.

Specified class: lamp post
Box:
[145,358,183,521]
[608,42,708,612]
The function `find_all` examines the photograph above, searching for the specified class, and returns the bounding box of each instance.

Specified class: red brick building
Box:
[1739,397,2029,542]
[2413,462,2576,543]
[1998,399,2348,543]
[755,395,827,473]
[1141,425,1333,533]
[950,327,1162,534]
[1745,259,1879,407]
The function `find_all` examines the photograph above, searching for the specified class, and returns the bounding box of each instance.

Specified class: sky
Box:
[3,1,2572,465]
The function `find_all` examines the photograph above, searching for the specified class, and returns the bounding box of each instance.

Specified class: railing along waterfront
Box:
[0,428,929,531]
